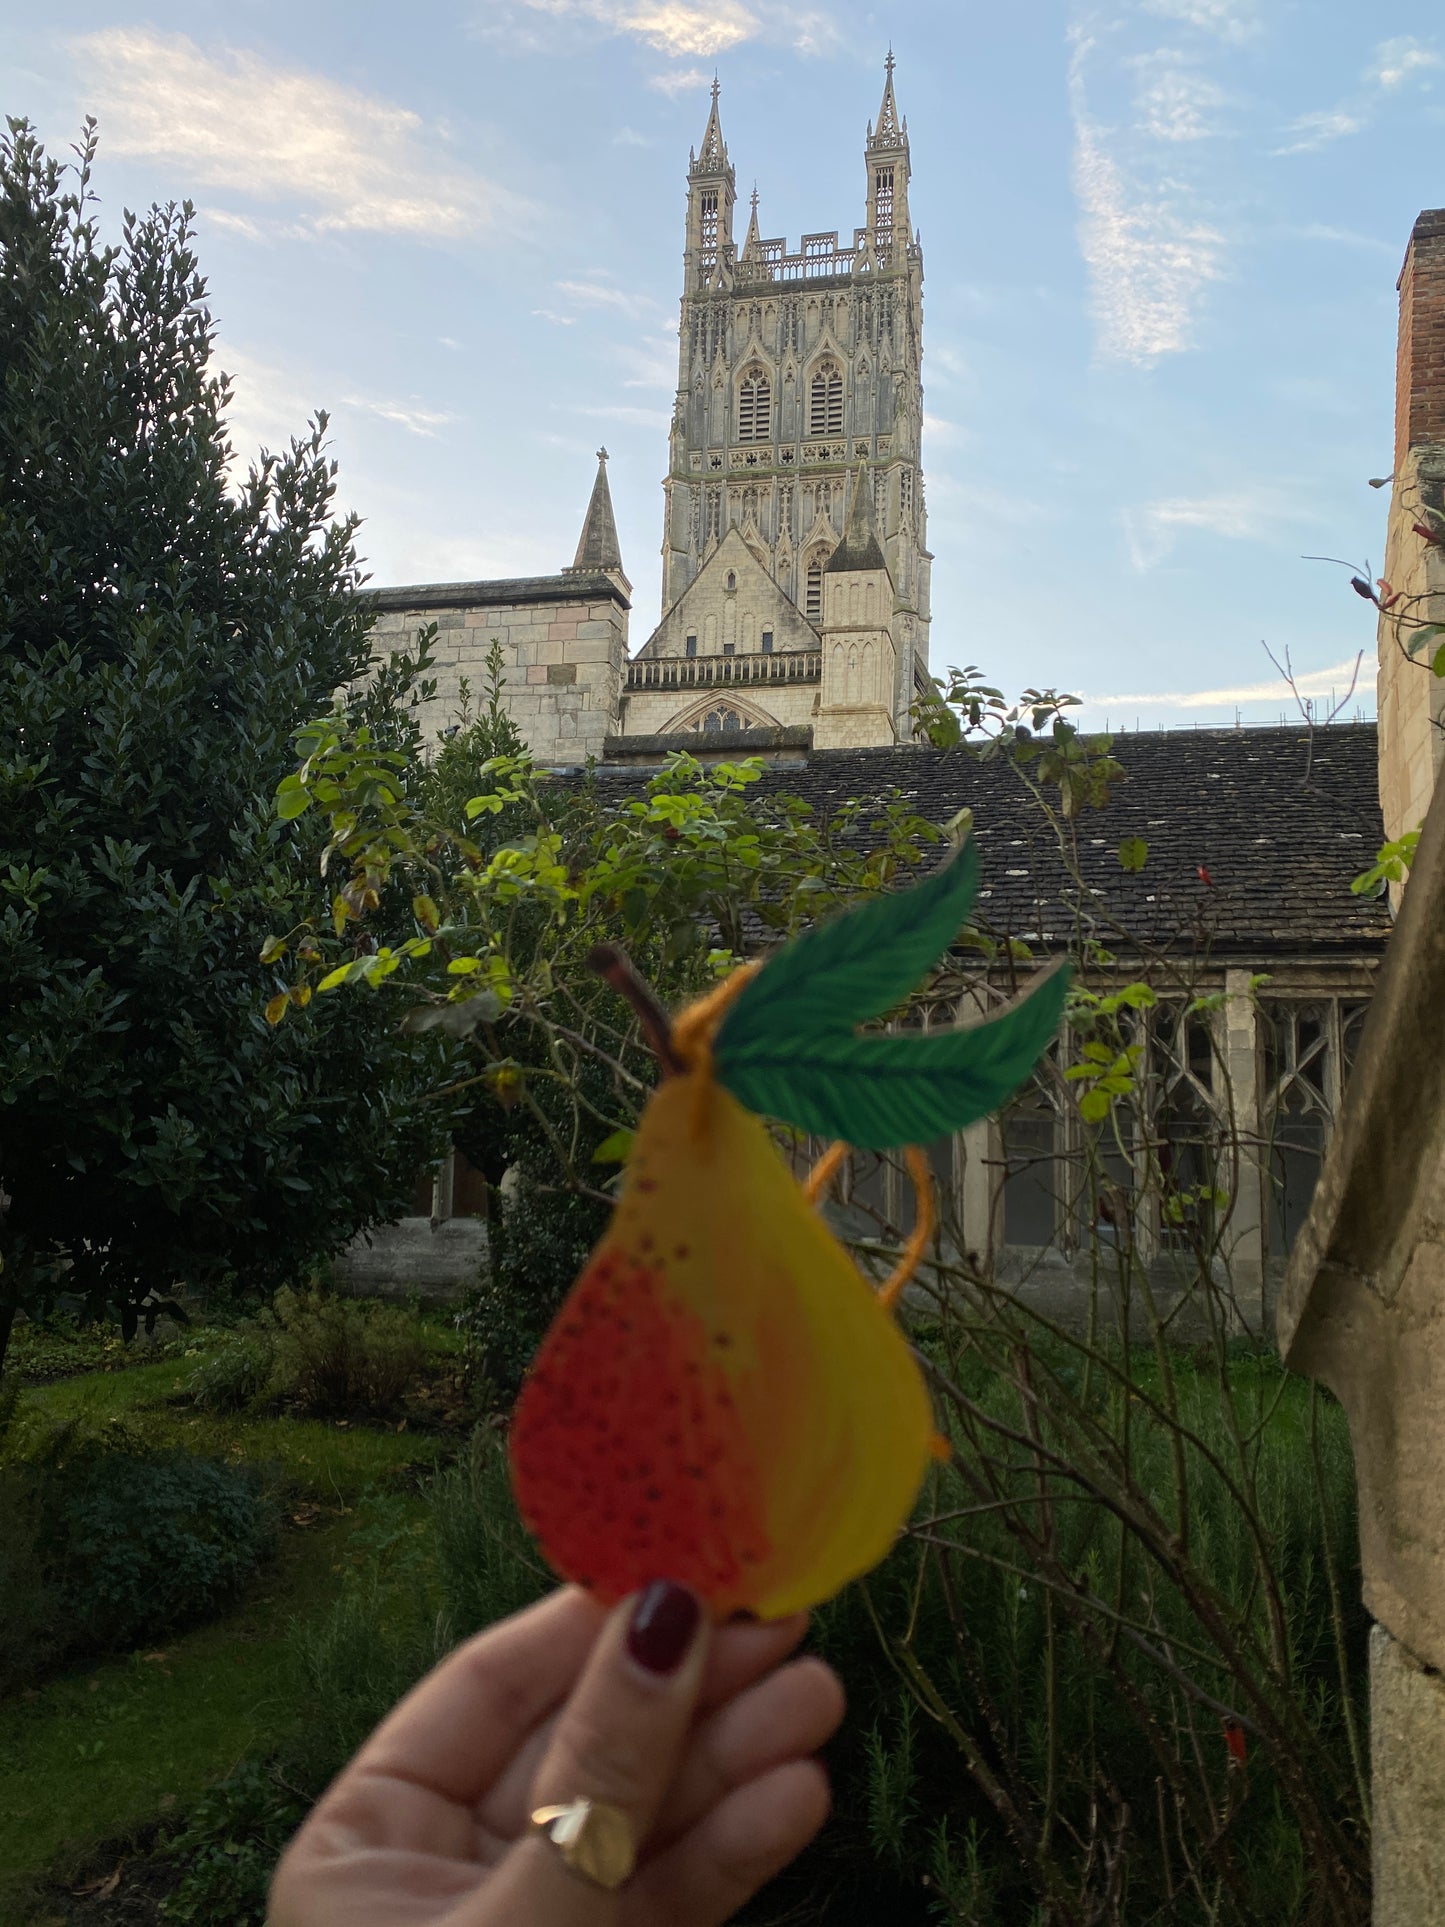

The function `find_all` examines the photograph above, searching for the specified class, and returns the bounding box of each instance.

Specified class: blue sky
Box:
[3,1,1440,728]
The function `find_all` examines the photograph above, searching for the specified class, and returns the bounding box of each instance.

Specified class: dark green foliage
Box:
[185,1326,276,1413]
[267,1285,426,1419]
[0,120,449,1370]
[454,1176,608,1399]
[157,1758,306,1927]
[46,1451,275,1654]
[0,1440,274,1686]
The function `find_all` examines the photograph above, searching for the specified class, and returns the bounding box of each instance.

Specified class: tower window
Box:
[805,555,826,622]
[874,166,895,242]
[726,570,737,591]
[737,371,772,443]
[809,363,843,438]
[761,629,774,654]
[700,190,719,270]
[685,634,698,657]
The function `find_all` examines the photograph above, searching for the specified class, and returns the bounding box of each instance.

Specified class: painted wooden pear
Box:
[509,842,1068,1619]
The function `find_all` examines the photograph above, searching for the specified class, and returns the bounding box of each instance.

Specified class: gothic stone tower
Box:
[620,62,932,752]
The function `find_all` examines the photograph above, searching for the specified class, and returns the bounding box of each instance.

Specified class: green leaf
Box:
[718,840,982,1049]
[591,1129,636,1165]
[1117,837,1148,872]
[1078,1088,1112,1123]
[275,777,312,822]
[1433,642,1445,679]
[714,962,1070,1150]
[1405,623,1445,658]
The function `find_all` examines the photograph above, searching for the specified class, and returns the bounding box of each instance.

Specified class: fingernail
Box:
[627,1581,701,1675]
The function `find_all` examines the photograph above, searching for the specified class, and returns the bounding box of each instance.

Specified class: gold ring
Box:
[530,1797,637,1891]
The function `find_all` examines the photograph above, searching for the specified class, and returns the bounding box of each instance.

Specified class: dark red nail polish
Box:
[627,1581,701,1675]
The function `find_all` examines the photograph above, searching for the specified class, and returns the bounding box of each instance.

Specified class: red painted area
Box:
[509,1245,773,1610]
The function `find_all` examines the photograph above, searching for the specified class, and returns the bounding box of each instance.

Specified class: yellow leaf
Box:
[263,992,289,1027]
[289,983,312,1009]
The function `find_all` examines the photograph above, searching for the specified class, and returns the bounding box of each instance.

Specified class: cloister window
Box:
[1003,1086,1060,1248]
[1262,1001,1367,1254]
[809,362,843,438]
[737,370,772,443]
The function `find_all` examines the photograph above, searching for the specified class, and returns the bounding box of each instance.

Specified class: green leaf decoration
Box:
[719,839,982,1047]
[712,840,1070,1149]
[716,965,1069,1150]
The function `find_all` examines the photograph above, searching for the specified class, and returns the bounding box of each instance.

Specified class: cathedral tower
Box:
[626,60,932,748]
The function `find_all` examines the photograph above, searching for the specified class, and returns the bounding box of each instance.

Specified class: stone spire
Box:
[695,74,728,174]
[870,49,904,146]
[567,448,629,590]
[827,467,889,575]
[740,185,762,262]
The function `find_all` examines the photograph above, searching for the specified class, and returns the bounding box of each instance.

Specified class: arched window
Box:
[684,634,697,658]
[809,361,843,438]
[804,546,831,623]
[700,707,743,734]
[761,628,774,654]
[737,369,772,443]
[726,570,737,591]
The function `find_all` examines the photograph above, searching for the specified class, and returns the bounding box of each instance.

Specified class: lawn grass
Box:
[0,1346,456,1919]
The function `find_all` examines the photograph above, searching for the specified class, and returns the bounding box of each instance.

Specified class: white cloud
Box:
[554,278,663,319]
[75,30,522,241]
[1275,36,1442,158]
[511,0,758,57]
[497,0,833,57]
[1121,486,1311,569]
[1139,0,1260,44]
[1092,658,1364,709]
[647,65,711,95]
[342,396,457,437]
[1070,40,1224,363]
[533,308,580,326]
[612,125,651,145]
[1273,108,1364,155]
[1371,36,1444,91]
[1131,55,1227,141]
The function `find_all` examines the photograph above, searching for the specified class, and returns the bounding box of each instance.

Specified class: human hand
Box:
[269,1582,845,1927]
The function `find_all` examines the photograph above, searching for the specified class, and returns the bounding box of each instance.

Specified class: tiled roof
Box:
[589,724,1392,960]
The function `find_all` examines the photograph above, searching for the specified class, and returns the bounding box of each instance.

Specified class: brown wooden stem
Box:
[587,944,683,1076]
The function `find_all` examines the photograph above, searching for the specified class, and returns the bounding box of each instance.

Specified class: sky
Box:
[2,0,1439,730]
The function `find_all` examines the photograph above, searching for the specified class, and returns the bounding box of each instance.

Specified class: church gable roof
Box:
[639,527,818,657]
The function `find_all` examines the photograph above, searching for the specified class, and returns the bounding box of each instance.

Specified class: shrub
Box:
[269,1286,426,1420]
[43,1451,276,1654]
[186,1327,276,1413]
[456,1178,605,1399]
[158,1758,306,1927]
[0,1465,60,1691]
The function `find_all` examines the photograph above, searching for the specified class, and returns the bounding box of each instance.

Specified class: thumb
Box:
[476,1582,710,1924]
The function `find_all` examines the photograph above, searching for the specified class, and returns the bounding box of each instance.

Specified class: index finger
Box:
[352,1587,606,1803]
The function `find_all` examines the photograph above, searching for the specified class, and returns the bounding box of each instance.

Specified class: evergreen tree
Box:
[0,120,448,1369]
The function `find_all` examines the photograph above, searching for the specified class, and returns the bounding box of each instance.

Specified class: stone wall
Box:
[367,570,629,767]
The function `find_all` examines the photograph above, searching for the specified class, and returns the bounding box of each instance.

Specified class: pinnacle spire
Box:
[826,466,889,576]
[871,49,903,146]
[741,184,761,260]
[567,448,629,588]
[696,74,727,172]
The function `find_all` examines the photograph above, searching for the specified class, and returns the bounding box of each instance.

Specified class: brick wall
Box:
[1379,212,1445,847]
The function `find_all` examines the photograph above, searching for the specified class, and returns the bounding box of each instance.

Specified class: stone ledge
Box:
[365,571,630,614]
[600,725,814,765]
